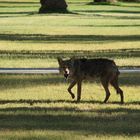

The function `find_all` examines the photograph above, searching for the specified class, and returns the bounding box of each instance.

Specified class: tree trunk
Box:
[39,0,68,13]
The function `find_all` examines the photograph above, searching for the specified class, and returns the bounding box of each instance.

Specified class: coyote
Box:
[57,57,124,104]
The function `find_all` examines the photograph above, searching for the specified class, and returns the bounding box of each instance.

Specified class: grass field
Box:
[0,0,140,139]
[0,74,140,140]
[0,0,140,68]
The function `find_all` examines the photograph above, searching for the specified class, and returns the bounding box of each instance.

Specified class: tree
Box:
[39,0,68,13]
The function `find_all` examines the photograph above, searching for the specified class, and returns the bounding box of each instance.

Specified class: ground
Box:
[0,0,140,139]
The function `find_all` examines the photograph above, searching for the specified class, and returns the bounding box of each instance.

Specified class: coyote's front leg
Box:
[67,80,77,99]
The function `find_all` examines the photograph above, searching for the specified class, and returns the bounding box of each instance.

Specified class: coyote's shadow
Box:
[0,99,140,105]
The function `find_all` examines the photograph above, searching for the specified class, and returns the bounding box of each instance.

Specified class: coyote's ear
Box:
[57,57,63,65]
[70,56,75,61]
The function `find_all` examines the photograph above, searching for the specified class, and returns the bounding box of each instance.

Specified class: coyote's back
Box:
[71,58,120,80]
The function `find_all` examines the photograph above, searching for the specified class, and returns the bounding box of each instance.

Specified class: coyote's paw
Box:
[71,94,75,99]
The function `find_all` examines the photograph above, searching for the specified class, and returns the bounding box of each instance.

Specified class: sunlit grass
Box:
[0,41,140,51]
[0,74,139,102]
[0,74,139,139]
[0,0,140,139]
[0,16,140,35]
[0,0,140,52]
[0,130,139,140]
[115,58,140,67]
[0,58,57,68]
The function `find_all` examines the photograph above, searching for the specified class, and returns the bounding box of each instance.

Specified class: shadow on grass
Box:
[0,11,37,15]
[0,34,140,43]
[0,11,78,18]
[0,99,140,105]
[0,73,139,92]
[0,5,39,8]
[74,9,140,14]
[74,9,140,19]
[87,2,140,8]
[0,10,77,15]
[0,11,38,18]
[0,1,38,4]
[95,14,140,20]
[119,73,140,86]
[0,74,64,91]
[0,105,139,135]
[0,48,139,59]
[80,24,140,27]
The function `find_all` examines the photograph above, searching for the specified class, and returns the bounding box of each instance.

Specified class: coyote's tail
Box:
[112,61,120,75]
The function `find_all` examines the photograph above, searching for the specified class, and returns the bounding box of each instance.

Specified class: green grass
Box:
[0,0,139,68]
[0,0,140,139]
[0,0,139,50]
[0,74,139,139]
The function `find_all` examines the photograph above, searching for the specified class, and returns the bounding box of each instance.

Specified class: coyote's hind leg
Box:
[110,75,124,104]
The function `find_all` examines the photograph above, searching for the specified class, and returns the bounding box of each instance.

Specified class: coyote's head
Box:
[57,57,74,79]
